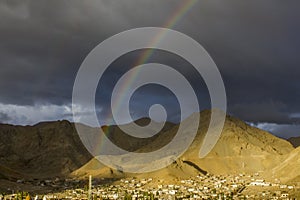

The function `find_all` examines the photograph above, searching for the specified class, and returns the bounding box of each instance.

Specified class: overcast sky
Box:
[0,0,300,138]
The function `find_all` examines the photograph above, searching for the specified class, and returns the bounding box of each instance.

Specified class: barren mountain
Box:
[101,118,176,153]
[73,110,296,183]
[266,147,300,183]
[188,111,294,175]
[0,118,176,179]
[0,111,298,187]
[0,120,92,179]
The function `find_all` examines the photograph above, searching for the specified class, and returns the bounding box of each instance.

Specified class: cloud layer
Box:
[0,0,299,137]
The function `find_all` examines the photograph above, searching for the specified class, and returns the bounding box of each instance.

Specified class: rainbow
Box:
[108,0,198,124]
[97,0,199,154]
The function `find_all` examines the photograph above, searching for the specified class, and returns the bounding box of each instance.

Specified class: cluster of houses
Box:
[249,179,294,189]
[0,173,298,199]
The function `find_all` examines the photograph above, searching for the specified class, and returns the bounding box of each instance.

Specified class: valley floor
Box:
[1,173,300,199]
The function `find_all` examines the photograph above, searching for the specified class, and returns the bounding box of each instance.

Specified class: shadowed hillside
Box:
[0,120,92,179]
[288,136,300,147]
[102,118,176,152]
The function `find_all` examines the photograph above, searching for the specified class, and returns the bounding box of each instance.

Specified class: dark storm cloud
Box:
[230,101,300,124]
[0,0,181,106]
[254,123,300,139]
[0,0,300,127]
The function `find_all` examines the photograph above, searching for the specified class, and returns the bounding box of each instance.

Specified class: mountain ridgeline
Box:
[0,110,299,185]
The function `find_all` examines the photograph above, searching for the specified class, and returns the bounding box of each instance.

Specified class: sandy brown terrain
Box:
[0,110,299,193]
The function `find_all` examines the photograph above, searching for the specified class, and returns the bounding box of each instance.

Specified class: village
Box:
[1,173,299,200]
